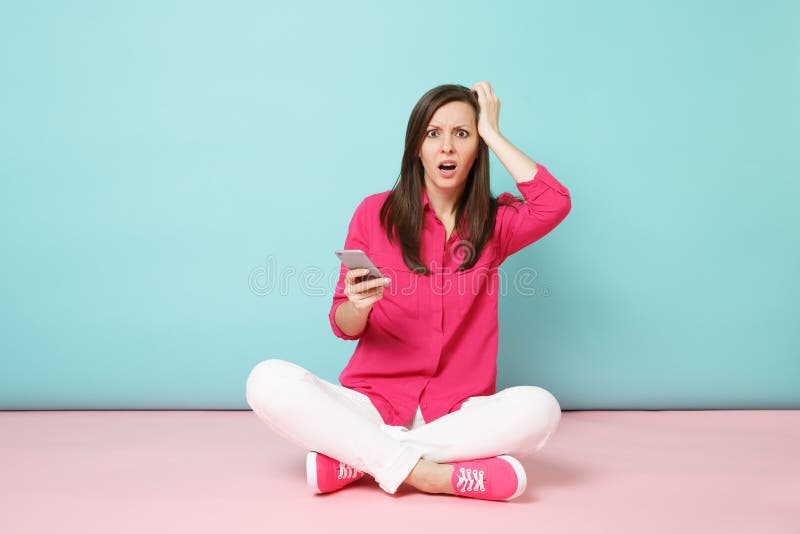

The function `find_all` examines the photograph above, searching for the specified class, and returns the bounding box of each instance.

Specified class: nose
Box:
[441,132,455,153]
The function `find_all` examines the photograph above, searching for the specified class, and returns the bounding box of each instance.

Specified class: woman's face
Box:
[418,101,479,197]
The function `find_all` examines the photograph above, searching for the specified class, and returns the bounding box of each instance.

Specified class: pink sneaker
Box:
[446,455,527,501]
[306,451,364,494]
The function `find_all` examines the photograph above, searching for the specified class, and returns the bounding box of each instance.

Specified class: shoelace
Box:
[337,462,361,480]
[455,467,486,493]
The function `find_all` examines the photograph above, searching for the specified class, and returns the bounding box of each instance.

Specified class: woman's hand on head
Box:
[344,269,391,315]
[471,80,502,142]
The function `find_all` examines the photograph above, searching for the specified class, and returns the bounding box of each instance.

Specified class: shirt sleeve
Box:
[495,163,572,261]
[329,198,373,340]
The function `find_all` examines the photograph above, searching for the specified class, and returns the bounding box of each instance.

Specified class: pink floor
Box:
[1,410,798,534]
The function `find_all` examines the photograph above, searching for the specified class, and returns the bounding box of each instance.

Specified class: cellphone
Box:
[335,249,384,281]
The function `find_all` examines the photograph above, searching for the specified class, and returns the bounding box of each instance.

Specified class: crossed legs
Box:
[245,359,561,495]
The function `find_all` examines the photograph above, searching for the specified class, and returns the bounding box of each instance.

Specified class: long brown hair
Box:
[379,84,521,274]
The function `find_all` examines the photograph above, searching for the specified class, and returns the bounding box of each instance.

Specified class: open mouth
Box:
[438,162,457,177]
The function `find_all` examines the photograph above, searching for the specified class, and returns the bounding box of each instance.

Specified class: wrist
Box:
[481,129,504,149]
[349,300,371,318]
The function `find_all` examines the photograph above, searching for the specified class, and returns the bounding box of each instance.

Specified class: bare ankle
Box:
[404,459,455,494]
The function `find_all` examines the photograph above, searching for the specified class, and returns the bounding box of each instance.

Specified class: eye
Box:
[456,129,469,138]
[426,129,439,137]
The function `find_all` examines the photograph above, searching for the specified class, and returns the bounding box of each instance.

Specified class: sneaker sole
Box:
[496,455,527,500]
[306,451,321,493]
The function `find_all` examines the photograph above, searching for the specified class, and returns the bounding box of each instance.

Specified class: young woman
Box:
[246,81,571,501]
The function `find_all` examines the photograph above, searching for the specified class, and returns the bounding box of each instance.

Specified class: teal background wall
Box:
[1,1,798,410]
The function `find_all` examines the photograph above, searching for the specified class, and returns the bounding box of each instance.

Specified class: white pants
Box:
[245,359,562,494]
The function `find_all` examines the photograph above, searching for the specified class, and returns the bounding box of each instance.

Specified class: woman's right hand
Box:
[344,269,391,315]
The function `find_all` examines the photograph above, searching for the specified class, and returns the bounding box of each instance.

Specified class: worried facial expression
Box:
[418,101,479,195]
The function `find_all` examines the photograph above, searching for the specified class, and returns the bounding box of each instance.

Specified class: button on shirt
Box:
[329,164,571,427]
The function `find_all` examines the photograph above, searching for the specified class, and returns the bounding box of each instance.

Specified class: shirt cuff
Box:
[329,300,365,340]
[515,163,571,197]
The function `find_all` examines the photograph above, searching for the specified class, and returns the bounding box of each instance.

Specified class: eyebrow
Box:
[427,123,473,129]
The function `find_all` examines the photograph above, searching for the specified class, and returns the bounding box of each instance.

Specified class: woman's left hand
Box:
[471,81,502,141]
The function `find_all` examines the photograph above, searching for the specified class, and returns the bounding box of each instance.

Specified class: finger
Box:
[352,286,384,306]
[362,285,384,299]
[345,268,370,282]
[475,81,490,95]
[351,278,384,293]
[470,83,481,99]
[352,276,390,295]
[351,286,382,301]
[480,85,493,105]
[357,293,382,309]
[345,268,363,282]
[473,81,494,101]
[472,85,487,107]
[344,284,383,300]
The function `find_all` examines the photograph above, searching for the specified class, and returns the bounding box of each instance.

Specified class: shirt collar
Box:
[422,187,431,211]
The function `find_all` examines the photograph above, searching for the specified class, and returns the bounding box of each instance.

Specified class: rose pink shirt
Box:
[329,164,571,426]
